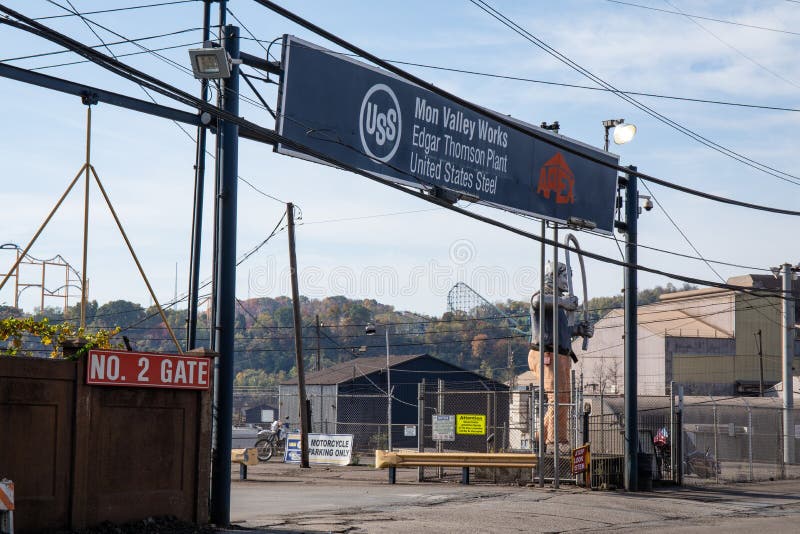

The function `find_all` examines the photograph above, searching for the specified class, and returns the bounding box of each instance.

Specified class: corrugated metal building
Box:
[280,353,508,451]
[574,275,800,396]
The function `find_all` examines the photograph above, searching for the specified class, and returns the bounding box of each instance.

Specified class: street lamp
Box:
[366,322,392,450]
[603,118,637,151]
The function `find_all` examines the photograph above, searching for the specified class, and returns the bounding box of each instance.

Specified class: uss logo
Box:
[536,152,575,204]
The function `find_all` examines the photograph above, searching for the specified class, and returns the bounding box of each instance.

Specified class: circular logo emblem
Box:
[359,84,402,163]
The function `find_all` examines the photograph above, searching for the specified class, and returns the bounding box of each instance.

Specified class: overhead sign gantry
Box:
[275,35,620,233]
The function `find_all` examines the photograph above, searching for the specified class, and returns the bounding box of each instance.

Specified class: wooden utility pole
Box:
[287,202,309,467]
[316,314,321,371]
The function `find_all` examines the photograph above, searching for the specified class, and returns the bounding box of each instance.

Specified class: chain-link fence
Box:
[586,392,800,487]
[262,382,800,488]
[679,396,800,485]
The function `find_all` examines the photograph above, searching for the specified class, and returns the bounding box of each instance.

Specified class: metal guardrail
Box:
[375,450,538,484]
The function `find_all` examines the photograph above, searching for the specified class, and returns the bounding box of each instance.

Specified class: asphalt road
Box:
[227,462,800,533]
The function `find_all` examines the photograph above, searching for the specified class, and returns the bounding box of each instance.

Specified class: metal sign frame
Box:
[275,35,620,233]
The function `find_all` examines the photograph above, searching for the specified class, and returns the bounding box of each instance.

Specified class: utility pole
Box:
[209,23,239,527]
[622,165,639,491]
[781,263,795,464]
[316,314,321,372]
[186,0,212,350]
[287,202,310,468]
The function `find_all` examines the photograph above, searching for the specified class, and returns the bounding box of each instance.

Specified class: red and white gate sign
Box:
[87,350,211,390]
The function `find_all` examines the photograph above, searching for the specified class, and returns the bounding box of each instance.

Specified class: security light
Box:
[188,46,231,79]
[613,123,637,145]
[603,119,637,151]
[365,323,376,335]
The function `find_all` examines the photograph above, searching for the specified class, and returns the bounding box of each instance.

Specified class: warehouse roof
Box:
[282,354,425,385]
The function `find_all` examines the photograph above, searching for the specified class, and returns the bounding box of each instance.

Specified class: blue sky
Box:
[1,1,799,316]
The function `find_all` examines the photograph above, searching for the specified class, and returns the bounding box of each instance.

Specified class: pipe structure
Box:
[563,233,589,350]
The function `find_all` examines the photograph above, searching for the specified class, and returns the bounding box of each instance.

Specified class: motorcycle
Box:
[653,427,670,476]
[255,416,289,462]
[685,447,721,479]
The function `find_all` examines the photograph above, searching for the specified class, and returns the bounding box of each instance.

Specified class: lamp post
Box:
[605,118,648,490]
[366,322,392,450]
[603,118,637,152]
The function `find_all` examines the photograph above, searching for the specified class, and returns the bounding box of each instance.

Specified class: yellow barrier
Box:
[231,447,259,466]
[375,450,538,468]
[232,447,259,480]
[375,450,538,484]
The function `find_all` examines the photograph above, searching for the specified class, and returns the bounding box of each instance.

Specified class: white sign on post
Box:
[404,425,417,437]
[432,414,455,442]
[284,433,354,465]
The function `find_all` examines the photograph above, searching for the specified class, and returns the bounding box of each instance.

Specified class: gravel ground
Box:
[57,516,217,534]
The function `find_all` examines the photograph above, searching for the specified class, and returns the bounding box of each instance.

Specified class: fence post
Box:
[712,397,719,484]
[777,413,785,480]
[418,379,425,482]
[744,398,752,482]
[437,379,444,480]
[669,381,675,483]
[530,387,537,484]
[675,409,683,485]
[486,392,491,454]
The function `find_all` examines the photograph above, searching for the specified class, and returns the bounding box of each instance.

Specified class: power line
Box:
[380,58,800,113]
[5,6,799,221]
[28,40,204,72]
[33,0,199,21]
[46,0,196,78]
[0,27,202,64]
[299,208,442,226]
[467,0,800,187]
[606,0,800,37]
[249,8,800,215]
[3,7,799,298]
[662,0,800,91]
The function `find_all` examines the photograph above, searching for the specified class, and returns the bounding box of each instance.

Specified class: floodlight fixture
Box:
[188,44,231,79]
[603,118,637,151]
[613,123,637,146]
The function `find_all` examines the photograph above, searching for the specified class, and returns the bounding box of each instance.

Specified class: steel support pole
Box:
[623,165,639,491]
[209,24,239,527]
[537,220,546,487]
[187,0,212,350]
[552,225,560,488]
[782,263,795,465]
[386,328,392,451]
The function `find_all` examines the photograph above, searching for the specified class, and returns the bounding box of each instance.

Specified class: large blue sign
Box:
[276,36,620,233]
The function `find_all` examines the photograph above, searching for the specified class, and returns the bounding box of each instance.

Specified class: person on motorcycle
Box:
[270,418,282,434]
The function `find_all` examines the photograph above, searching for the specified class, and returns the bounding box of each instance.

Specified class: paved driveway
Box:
[229,462,800,533]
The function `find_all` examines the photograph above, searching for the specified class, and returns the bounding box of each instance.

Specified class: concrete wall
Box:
[735,293,789,385]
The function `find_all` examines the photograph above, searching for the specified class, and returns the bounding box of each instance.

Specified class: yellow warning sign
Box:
[456,414,486,435]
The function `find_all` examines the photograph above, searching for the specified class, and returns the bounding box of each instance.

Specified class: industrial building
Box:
[575,274,800,396]
[280,353,508,452]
